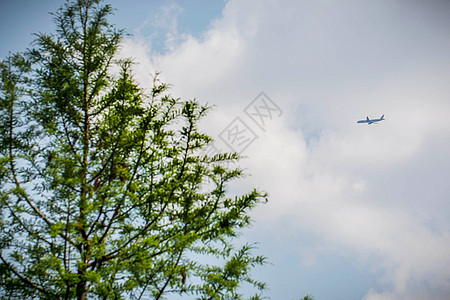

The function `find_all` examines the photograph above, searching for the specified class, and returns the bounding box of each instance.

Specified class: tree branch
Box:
[0,253,52,297]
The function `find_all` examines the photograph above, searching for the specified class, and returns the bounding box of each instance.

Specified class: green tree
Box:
[0,1,266,299]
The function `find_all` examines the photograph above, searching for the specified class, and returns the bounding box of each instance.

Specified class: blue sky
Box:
[0,0,225,57]
[2,1,450,299]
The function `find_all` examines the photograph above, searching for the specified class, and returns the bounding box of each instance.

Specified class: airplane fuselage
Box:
[357,114,385,125]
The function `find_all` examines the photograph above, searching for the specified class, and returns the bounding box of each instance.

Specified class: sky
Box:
[1,0,450,299]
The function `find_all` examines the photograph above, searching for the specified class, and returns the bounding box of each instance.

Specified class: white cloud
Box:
[121,0,450,298]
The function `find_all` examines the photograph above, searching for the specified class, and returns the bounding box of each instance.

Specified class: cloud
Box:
[130,1,185,53]
[120,0,450,298]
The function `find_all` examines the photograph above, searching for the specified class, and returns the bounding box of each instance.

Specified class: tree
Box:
[0,1,267,299]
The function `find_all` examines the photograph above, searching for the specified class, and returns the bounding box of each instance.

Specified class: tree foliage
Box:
[0,1,266,299]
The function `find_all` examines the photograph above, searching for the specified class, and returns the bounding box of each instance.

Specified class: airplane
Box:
[357,114,385,125]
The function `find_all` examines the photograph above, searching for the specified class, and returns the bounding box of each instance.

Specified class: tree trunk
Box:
[76,278,87,300]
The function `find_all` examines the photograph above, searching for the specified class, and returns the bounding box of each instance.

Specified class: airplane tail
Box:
[381,114,385,120]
